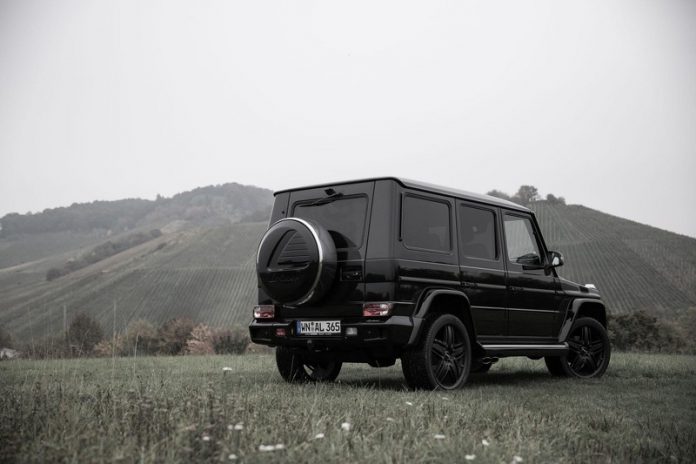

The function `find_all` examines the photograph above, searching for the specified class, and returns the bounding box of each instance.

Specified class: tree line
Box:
[0,314,251,359]
[2,308,695,358]
[0,182,272,238]
[487,185,566,206]
[46,229,162,281]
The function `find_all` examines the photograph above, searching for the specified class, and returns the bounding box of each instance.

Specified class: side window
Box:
[402,195,451,252]
[504,215,541,265]
[460,205,497,260]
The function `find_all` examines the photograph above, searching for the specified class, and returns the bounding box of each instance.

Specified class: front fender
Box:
[557,298,607,342]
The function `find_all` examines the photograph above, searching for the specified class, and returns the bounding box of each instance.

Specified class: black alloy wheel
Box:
[545,317,610,378]
[402,314,472,390]
[275,346,342,383]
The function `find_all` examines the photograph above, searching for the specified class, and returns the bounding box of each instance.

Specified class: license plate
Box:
[296,320,341,336]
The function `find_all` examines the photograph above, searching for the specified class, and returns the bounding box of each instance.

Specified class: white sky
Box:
[1,0,695,237]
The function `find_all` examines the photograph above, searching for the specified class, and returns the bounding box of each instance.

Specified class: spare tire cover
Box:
[256,217,337,306]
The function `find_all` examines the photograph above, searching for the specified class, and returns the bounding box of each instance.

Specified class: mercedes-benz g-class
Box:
[249,178,610,390]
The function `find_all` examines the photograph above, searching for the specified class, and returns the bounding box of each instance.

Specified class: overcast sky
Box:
[1,0,695,237]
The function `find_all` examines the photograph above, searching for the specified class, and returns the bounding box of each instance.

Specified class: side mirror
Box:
[548,251,564,268]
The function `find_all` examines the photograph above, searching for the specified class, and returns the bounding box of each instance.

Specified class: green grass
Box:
[1,353,695,463]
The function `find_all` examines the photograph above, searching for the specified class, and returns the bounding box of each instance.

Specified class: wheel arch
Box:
[558,298,607,342]
[407,289,479,350]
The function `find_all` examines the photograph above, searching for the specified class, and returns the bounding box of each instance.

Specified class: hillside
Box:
[0,222,267,340]
[0,182,273,242]
[531,202,696,314]
[0,185,695,341]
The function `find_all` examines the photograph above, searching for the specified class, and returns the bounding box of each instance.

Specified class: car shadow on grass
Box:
[334,369,559,391]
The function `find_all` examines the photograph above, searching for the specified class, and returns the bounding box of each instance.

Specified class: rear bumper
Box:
[249,315,414,353]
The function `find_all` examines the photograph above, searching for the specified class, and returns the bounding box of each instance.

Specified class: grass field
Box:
[1,353,695,463]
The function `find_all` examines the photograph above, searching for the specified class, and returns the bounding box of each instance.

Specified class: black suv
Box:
[249,178,611,390]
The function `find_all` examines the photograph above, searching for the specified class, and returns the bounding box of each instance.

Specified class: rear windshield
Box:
[292,196,368,249]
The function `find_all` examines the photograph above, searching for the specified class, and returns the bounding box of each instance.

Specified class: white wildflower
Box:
[314,433,325,439]
[433,434,446,440]
[202,434,211,442]
[482,439,490,447]
[511,456,523,463]
[259,444,284,452]
[222,367,233,372]
[441,396,450,401]
[234,423,244,431]
[386,417,396,422]
[405,401,413,406]
[465,455,476,461]
[341,422,351,431]
[228,454,237,460]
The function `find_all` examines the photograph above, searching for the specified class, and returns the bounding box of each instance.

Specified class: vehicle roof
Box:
[274,177,531,213]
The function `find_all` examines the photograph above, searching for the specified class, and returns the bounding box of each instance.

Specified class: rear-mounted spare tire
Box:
[256,217,337,306]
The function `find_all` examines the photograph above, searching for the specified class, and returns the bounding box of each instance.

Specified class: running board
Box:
[481,343,568,358]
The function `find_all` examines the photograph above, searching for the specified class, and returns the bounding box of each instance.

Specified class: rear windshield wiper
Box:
[307,190,343,206]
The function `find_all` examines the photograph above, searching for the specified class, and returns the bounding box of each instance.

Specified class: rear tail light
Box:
[253,305,276,319]
[362,302,393,317]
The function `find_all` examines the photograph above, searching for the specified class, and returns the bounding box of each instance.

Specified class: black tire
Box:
[275,346,342,383]
[544,356,567,376]
[401,314,472,390]
[548,317,611,378]
[257,218,337,306]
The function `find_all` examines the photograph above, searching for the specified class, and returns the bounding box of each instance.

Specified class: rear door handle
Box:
[462,281,478,288]
[509,286,524,292]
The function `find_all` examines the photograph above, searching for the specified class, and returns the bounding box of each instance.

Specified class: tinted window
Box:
[402,195,451,252]
[504,215,541,265]
[293,196,368,248]
[460,205,497,260]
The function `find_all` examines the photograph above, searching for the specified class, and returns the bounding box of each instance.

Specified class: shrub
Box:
[185,324,216,355]
[21,336,70,359]
[608,310,686,353]
[212,326,250,354]
[67,313,104,355]
[157,318,195,355]
[122,319,158,356]
[93,335,125,358]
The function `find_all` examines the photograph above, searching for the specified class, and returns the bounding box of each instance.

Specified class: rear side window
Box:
[293,196,368,248]
[460,205,497,260]
[402,195,451,252]
[504,214,541,265]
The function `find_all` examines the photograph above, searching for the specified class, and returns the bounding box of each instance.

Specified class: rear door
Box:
[288,181,373,309]
[502,212,561,339]
[457,201,507,338]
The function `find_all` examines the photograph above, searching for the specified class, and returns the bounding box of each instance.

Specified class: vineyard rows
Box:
[1,203,695,339]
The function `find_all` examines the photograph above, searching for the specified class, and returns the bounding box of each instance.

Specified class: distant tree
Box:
[67,313,104,355]
[512,185,540,205]
[486,190,512,201]
[546,193,566,205]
